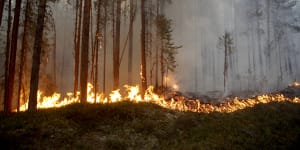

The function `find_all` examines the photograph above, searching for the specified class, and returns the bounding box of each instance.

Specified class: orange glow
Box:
[18,82,300,113]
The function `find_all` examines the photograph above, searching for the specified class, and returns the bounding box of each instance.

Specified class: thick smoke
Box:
[166,0,300,97]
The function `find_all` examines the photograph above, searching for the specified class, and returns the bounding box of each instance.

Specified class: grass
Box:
[0,101,300,150]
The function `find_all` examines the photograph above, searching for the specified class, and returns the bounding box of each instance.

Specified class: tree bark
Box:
[155,0,160,88]
[94,0,101,103]
[224,33,228,93]
[90,5,95,82]
[17,0,30,112]
[4,0,11,112]
[5,0,22,112]
[128,0,134,85]
[141,0,147,98]
[113,0,121,90]
[80,0,91,103]
[74,0,82,94]
[103,0,107,94]
[0,0,5,26]
[28,0,47,112]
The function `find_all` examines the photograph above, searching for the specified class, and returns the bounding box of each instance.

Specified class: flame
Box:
[17,82,300,113]
[289,81,300,87]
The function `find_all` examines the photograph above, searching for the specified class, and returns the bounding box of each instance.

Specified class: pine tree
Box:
[156,14,180,88]
[0,0,5,26]
[17,0,30,112]
[28,0,47,112]
[4,0,12,112]
[80,0,91,103]
[74,0,82,94]
[4,0,22,112]
[218,32,234,94]
[141,0,147,97]
[113,0,121,90]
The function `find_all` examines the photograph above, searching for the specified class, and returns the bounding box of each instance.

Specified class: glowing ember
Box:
[18,82,300,113]
[290,81,300,87]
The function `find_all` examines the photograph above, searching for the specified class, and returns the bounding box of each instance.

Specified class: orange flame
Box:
[18,82,300,113]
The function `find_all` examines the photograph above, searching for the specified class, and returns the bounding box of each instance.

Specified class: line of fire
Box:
[1,0,300,113]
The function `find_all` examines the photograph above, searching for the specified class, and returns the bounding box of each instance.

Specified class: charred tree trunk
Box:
[80,0,91,103]
[17,0,30,112]
[5,0,22,112]
[28,0,47,112]
[141,0,147,97]
[4,0,12,112]
[113,0,121,90]
[74,0,82,94]
[0,0,5,26]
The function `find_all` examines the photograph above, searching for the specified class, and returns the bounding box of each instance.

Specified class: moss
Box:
[0,102,300,149]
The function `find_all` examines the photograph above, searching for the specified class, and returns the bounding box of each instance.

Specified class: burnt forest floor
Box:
[0,101,300,150]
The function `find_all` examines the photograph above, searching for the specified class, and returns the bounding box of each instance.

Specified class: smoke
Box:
[3,0,297,97]
[166,0,300,96]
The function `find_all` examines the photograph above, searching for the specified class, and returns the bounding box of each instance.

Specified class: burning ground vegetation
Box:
[0,83,299,149]
[17,82,300,113]
[0,95,299,149]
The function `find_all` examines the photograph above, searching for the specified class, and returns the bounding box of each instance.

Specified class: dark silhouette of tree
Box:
[113,0,121,90]
[218,32,234,94]
[103,0,108,94]
[141,0,147,97]
[17,0,31,112]
[74,0,82,94]
[157,15,180,88]
[0,0,5,26]
[128,0,136,85]
[4,0,12,112]
[80,0,91,103]
[4,0,22,112]
[28,0,47,112]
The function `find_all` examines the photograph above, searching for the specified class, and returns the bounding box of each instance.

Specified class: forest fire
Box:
[18,82,300,113]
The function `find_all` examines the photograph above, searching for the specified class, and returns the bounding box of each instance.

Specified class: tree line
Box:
[0,0,181,112]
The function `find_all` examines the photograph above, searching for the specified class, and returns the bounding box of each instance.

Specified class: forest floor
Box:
[1,100,300,150]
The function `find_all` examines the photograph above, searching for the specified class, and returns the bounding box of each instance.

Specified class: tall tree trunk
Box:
[4,0,11,112]
[128,0,134,85]
[0,0,5,26]
[90,4,95,82]
[103,0,107,94]
[5,0,22,112]
[80,0,91,103]
[94,0,101,103]
[255,0,263,79]
[160,41,164,88]
[141,0,147,98]
[53,15,57,88]
[74,0,82,94]
[113,0,121,90]
[73,0,79,92]
[28,0,47,112]
[17,0,30,112]
[266,0,271,73]
[155,0,160,88]
[224,33,228,94]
